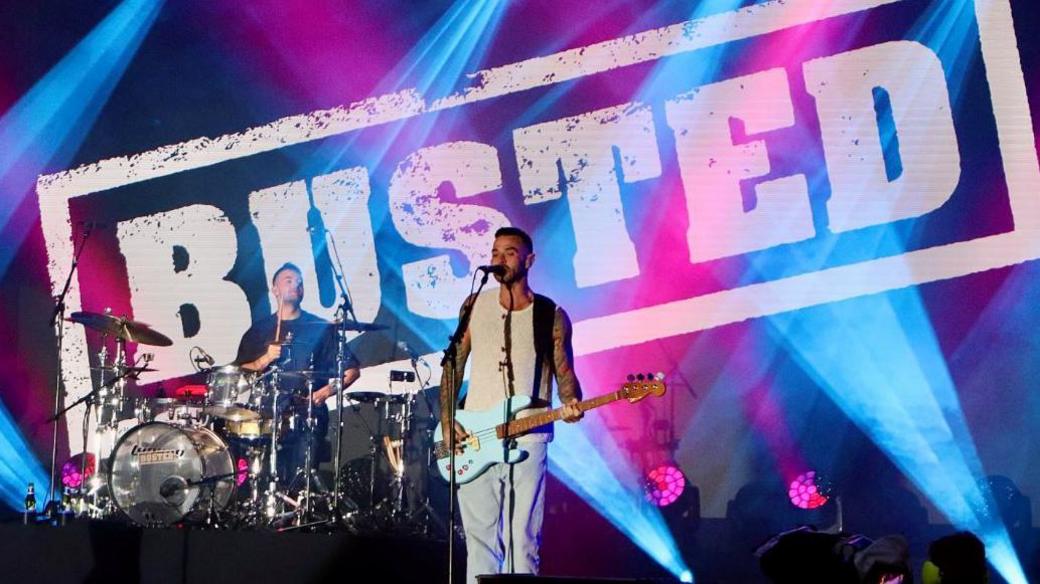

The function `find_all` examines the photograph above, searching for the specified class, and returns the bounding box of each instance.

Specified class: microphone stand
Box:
[46,223,94,512]
[320,226,358,525]
[441,271,492,584]
[45,368,140,430]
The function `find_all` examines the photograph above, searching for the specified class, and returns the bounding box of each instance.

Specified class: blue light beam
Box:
[0,0,165,277]
[0,398,50,512]
[549,413,692,581]
[764,290,1028,584]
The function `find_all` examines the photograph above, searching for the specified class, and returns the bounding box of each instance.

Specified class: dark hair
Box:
[271,262,303,284]
[494,226,533,253]
[929,531,987,584]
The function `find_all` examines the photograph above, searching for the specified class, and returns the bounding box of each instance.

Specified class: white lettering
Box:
[666,68,813,262]
[389,141,509,318]
[117,204,250,375]
[803,41,961,233]
[514,103,660,287]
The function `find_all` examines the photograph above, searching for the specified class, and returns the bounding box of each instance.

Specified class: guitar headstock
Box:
[621,372,667,403]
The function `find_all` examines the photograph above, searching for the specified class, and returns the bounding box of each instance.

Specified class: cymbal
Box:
[69,312,173,347]
[90,366,158,374]
[287,318,387,332]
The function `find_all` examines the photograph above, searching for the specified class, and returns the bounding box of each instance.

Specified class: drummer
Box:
[235,262,361,482]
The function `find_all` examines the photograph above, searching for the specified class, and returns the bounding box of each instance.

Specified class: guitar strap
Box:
[532,293,557,398]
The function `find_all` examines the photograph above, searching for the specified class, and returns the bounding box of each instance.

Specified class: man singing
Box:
[440,227,583,583]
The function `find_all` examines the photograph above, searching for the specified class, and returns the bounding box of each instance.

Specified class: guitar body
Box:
[434,395,533,484]
[433,375,666,484]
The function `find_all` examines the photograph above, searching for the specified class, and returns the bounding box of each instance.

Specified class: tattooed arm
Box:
[553,307,583,421]
[440,295,475,441]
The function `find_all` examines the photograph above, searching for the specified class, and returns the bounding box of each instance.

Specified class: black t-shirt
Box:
[234,310,359,386]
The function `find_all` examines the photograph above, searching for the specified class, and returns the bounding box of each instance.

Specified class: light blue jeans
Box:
[457,442,547,584]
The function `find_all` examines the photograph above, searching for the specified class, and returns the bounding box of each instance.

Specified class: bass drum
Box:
[108,422,235,526]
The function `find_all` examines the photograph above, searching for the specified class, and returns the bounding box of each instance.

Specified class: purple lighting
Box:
[61,452,96,489]
[645,464,686,507]
[788,471,829,510]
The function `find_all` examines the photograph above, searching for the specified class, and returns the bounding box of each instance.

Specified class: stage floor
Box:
[2,519,459,584]
[3,517,1035,583]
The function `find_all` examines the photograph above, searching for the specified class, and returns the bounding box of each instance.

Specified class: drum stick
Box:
[275,294,283,342]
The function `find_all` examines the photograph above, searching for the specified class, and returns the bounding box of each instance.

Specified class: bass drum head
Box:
[108,422,235,526]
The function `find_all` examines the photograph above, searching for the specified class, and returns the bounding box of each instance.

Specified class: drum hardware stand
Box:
[399,364,443,537]
[402,417,448,538]
[294,378,320,525]
[47,350,138,518]
[280,372,340,531]
[383,381,413,526]
[263,367,283,524]
[46,222,95,513]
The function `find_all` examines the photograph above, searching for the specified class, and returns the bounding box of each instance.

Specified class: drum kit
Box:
[56,310,443,536]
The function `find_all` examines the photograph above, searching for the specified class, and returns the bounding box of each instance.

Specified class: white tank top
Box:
[465,289,552,442]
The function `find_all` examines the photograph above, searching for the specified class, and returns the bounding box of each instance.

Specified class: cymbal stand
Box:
[79,337,107,513]
[47,223,94,513]
[317,219,358,526]
[402,367,445,538]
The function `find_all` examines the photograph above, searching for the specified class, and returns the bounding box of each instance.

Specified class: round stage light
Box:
[645,463,686,507]
[61,452,96,489]
[788,470,830,509]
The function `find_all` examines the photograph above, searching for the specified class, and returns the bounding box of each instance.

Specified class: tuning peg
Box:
[627,374,635,382]
[655,371,665,380]
[637,373,645,381]
[646,372,654,381]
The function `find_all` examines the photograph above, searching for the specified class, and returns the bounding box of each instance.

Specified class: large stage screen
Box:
[2,0,1039,580]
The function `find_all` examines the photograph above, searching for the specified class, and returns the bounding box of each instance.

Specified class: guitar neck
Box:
[498,391,622,439]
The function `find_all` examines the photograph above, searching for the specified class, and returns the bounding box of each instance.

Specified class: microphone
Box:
[476,264,507,275]
[159,477,186,499]
[192,347,216,367]
[397,341,421,362]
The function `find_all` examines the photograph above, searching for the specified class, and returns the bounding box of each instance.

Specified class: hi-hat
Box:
[69,311,173,347]
[335,319,388,332]
[268,370,339,388]
[288,318,387,332]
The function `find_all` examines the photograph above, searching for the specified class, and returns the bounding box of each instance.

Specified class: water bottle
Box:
[23,482,36,525]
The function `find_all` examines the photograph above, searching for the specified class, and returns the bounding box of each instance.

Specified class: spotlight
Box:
[679,569,694,583]
[61,452,96,489]
[788,471,831,510]
[645,463,686,507]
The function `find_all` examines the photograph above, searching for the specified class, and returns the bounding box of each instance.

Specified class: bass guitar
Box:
[434,375,666,484]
